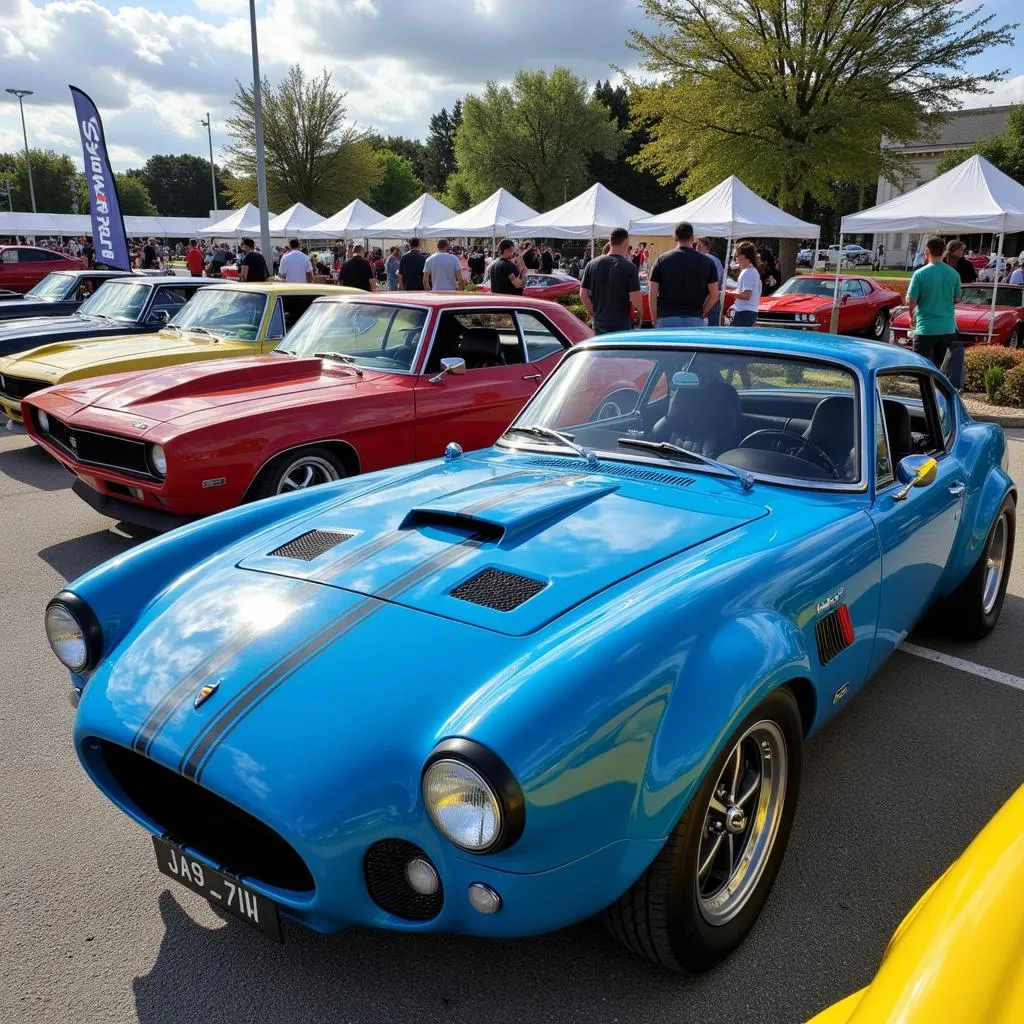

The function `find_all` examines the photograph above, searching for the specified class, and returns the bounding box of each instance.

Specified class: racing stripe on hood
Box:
[179,532,488,782]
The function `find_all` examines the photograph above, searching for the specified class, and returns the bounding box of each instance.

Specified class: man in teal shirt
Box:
[907,235,963,388]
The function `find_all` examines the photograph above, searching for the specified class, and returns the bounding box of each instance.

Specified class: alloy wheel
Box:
[983,513,1008,615]
[696,720,788,925]
[275,455,341,494]
[872,311,887,338]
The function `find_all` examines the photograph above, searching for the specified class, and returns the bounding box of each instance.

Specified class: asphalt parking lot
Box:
[2,426,1022,1024]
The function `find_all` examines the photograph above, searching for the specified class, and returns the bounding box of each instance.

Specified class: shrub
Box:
[963,347,1024,392]
[984,365,1005,402]
[1003,364,1024,407]
[565,303,591,326]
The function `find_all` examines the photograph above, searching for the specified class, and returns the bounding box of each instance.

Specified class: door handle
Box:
[521,373,542,382]
[948,482,966,497]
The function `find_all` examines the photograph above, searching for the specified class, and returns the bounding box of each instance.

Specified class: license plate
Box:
[152,836,282,942]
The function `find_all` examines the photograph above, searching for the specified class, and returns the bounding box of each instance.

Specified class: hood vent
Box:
[451,568,547,612]
[269,529,355,561]
[525,455,694,488]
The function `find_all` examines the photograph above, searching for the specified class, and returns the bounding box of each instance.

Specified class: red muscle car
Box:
[477,270,579,302]
[890,282,1024,350]
[24,293,592,530]
[0,245,86,293]
[754,274,902,339]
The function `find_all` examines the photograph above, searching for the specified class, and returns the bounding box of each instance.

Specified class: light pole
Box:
[200,113,218,214]
[248,0,271,261]
[6,88,36,213]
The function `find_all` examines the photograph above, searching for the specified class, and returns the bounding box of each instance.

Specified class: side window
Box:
[517,312,569,363]
[150,287,188,317]
[931,378,955,447]
[877,373,942,462]
[840,279,862,296]
[874,391,894,488]
[266,299,285,340]
[1,249,19,263]
[425,311,522,372]
[281,295,316,333]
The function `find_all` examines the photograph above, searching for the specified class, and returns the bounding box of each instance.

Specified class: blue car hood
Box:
[237,457,769,637]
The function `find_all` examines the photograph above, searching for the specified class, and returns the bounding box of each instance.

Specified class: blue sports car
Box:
[47,330,1015,972]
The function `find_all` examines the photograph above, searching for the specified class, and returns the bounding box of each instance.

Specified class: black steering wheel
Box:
[739,429,840,479]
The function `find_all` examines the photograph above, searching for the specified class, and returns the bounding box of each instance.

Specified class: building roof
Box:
[888,106,1012,154]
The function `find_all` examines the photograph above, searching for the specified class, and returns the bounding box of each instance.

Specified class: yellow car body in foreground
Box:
[0,282,355,422]
[808,783,1024,1023]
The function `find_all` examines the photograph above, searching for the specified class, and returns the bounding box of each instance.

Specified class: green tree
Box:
[937,104,1024,183]
[454,68,622,210]
[132,154,231,217]
[113,173,157,216]
[422,101,462,193]
[370,149,422,215]
[629,0,1016,274]
[0,148,79,212]
[440,170,474,213]
[371,134,428,183]
[225,64,382,212]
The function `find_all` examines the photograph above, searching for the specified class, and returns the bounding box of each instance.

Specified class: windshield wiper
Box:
[505,424,598,465]
[163,322,182,332]
[184,325,217,338]
[270,347,293,355]
[313,352,364,376]
[617,438,754,491]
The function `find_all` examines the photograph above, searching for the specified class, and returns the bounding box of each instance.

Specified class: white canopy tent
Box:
[267,202,325,236]
[0,211,214,238]
[419,189,539,244]
[833,155,1024,337]
[299,199,384,240]
[197,203,275,238]
[508,183,650,247]
[363,193,456,240]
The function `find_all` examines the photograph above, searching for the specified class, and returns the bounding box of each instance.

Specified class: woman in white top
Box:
[727,240,762,327]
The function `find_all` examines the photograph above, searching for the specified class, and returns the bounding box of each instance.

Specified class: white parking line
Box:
[900,642,1024,692]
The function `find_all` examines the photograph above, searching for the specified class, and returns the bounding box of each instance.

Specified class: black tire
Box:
[868,308,889,341]
[602,687,803,973]
[594,388,641,420]
[935,495,1015,640]
[248,445,347,501]
[1007,325,1023,350]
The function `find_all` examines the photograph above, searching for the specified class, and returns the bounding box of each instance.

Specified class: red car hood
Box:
[41,356,365,425]
[891,304,1013,332]
[758,293,832,314]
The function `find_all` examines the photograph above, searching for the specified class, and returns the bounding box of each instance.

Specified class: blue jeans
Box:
[730,309,757,327]
[706,304,721,327]
[657,316,706,328]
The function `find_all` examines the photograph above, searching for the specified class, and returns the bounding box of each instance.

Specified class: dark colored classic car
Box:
[755,275,903,339]
[0,244,86,292]
[0,270,135,321]
[891,283,1023,349]
[46,330,1014,973]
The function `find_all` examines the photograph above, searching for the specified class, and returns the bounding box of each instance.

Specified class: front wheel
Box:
[1007,325,1023,350]
[602,688,803,973]
[248,445,347,501]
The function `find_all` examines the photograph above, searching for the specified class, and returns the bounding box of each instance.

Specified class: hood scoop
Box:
[451,568,548,612]
[269,529,355,561]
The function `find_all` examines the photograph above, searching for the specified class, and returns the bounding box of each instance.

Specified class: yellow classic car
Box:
[0,282,356,423]
[808,783,1024,1023]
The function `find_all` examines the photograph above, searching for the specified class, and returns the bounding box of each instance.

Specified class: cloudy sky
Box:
[0,0,1021,175]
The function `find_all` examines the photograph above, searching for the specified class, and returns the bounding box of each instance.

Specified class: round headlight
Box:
[150,443,167,477]
[37,410,50,432]
[423,759,502,852]
[45,602,89,672]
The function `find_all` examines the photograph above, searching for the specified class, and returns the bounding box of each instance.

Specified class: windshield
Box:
[773,278,835,298]
[504,347,860,486]
[26,273,75,301]
[960,285,1023,308]
[281,300,427,371]
[78,281,151,322]
[169,288,266,341]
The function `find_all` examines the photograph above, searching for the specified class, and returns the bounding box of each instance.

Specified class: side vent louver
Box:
[451,568,547,612]
[269,529,355,561]
[815,605,855,665]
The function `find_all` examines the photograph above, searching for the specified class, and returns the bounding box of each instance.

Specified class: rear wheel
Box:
[602,688,803,973]
[248,446,347,501]
[868,308,889,340]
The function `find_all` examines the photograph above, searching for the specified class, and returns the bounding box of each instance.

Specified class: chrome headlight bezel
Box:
[422,739,525,855]
[45,591,102,673]
[149,443,167,478]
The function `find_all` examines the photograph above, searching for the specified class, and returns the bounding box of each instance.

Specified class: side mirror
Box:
[429,357,467,384]
[893,454,937,501]
[149,309,170,325]
[841,293,850,304]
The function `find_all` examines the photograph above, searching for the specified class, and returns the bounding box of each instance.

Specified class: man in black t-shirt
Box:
[398,238,427,290]
[580,228,642,334]
[521,241,541,271]
[238,237,269,282]
[488,239,526,295]
[648,221,719,327]
[540,245,554,274]
[141,237,159,269]
[339,245,376,291]
[467,247,486,283]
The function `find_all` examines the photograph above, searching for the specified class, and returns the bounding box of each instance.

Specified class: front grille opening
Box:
[0,374,45,400]
[96,740,314,893]
[44,417,152,477]
[364,839,443,921]
[451,567,547,611]
[269,529,355,561]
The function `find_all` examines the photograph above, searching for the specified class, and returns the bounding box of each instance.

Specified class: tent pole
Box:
[829,232,844,333]
[987,229,1003,345]
[722,234,732,325]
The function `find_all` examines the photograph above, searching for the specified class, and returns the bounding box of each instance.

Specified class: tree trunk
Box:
[778,236,798,282]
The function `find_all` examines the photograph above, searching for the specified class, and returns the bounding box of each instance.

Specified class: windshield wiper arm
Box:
[270,347,293,354]
[506,424,598,465]
[185,325,216,338]
[617,438,754,491]
[313,352,363,376]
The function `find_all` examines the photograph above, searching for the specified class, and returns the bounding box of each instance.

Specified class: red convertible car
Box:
[755,274,903,339]
[890,282,1024,350]
[477,271,579,302]
[24,293,592,529]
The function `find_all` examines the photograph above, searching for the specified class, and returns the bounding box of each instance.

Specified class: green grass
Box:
[796,267,911,279]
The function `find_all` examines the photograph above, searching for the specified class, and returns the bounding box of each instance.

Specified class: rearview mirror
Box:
[429,357,467,384]
[671,371,700,388]
[893,454,937,501]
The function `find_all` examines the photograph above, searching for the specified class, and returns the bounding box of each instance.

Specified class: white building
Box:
[874,105,1014,266]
